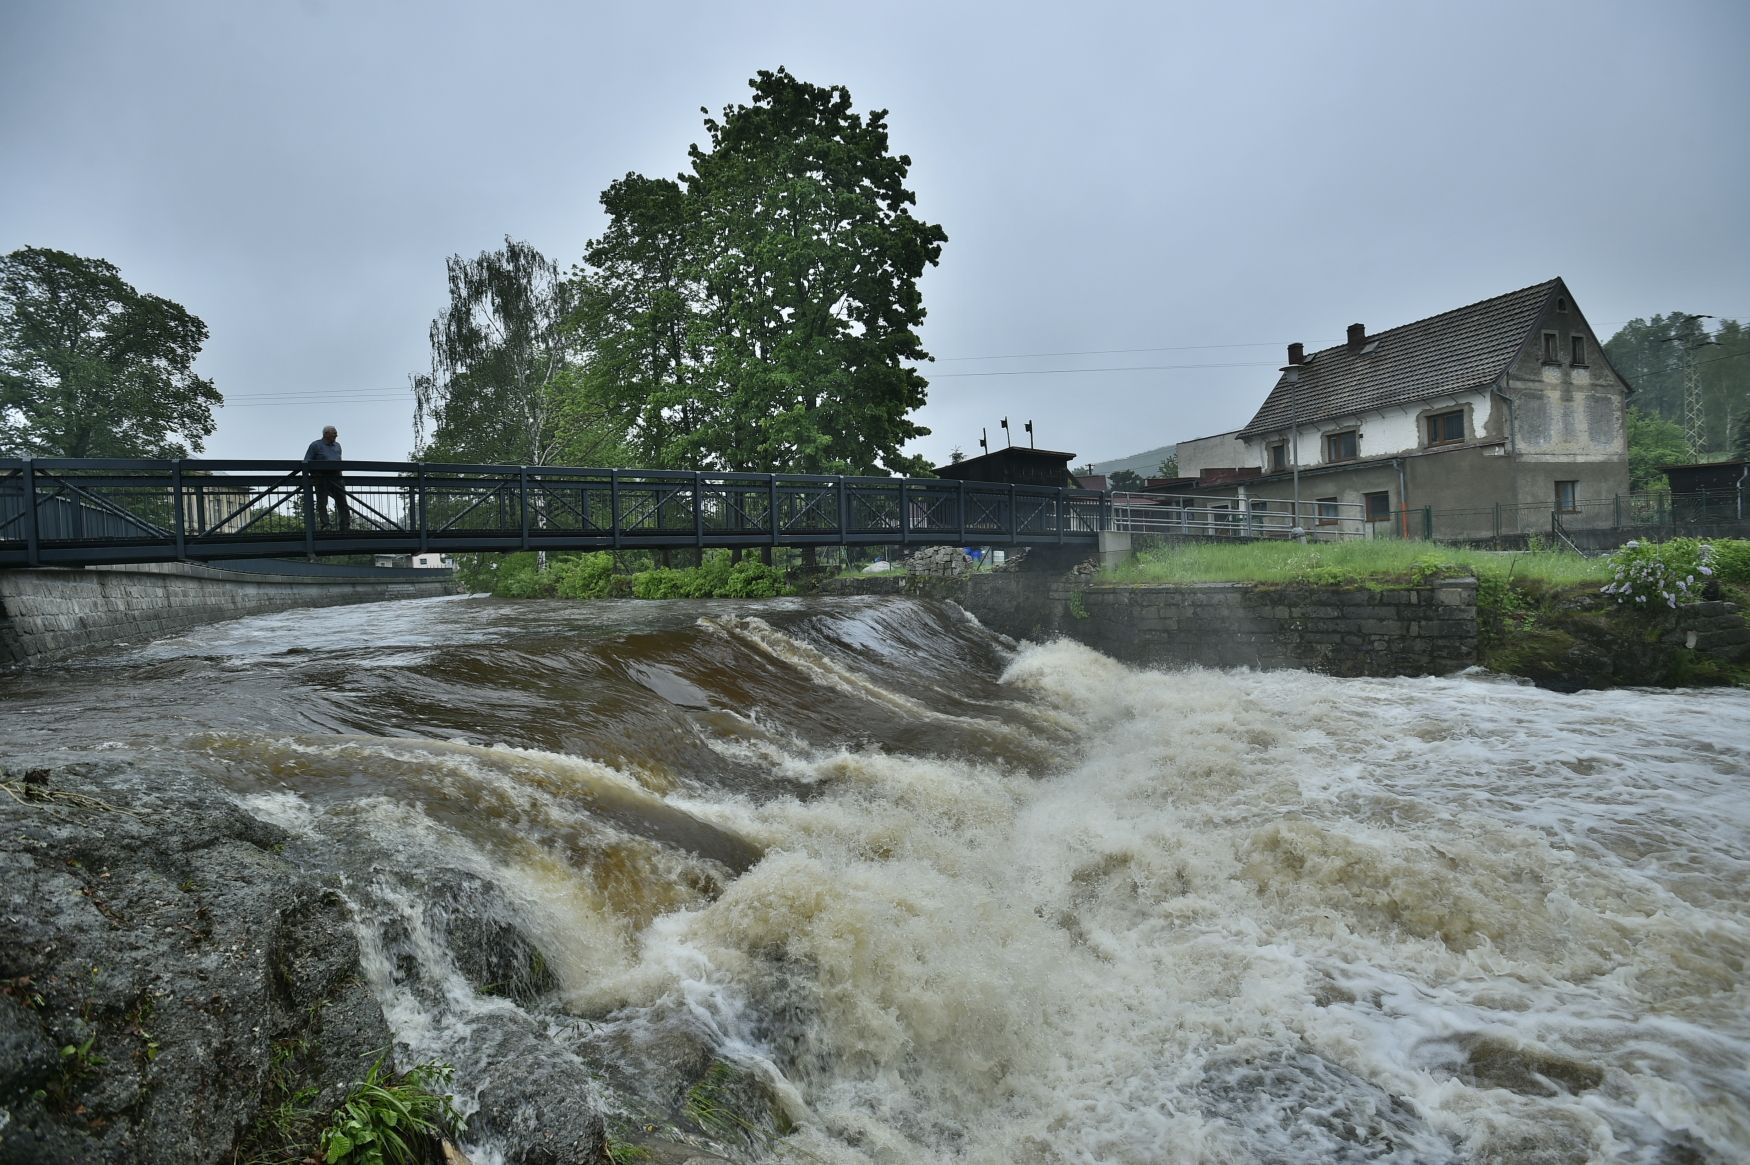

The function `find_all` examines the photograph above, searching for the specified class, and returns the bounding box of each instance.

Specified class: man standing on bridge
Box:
[302,425,349,530]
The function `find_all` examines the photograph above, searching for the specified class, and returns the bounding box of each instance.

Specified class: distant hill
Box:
[1085,444,1177,477]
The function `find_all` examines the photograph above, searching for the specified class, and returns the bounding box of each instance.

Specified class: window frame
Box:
[1555,480,1579,513]
[1316,496,1340,526]
[1423,409,1465,447]
[1267,441,1287,472]
[1542,331,1560,363]
[1570,335,1587,366]
[1363,491,1391,522]
[1323,429,1358,463]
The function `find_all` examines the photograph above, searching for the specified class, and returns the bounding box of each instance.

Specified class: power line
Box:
[930,360,1279,379]
[938,341,1283,362]
[1696,348,1750,367]
[208,318,1748,403]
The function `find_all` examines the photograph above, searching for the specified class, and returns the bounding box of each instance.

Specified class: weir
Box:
[0,457,1106,568]
[3,595,1746,1163]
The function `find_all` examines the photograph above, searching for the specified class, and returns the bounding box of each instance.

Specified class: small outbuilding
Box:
[933,447,1083,489]
[1660,459,1747,523]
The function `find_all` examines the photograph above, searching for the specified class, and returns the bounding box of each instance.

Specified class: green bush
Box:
[630,567,687,599]
[628,557,789,599]
[471,551,553,598]
[1600,538,1726,610]
[1704,539,1750,586]
[550,552,617,599]
[683,556,735,597]
[319,1058,463,1165]
[723,559,788,598]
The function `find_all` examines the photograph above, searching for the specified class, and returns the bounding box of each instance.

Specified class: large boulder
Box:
[0,764,391,1165]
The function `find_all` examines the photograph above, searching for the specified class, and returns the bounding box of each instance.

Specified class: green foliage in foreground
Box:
[630,558,789,599]
[319,1058,463,1165]
[462,550,791,600]
[1601,538,1750,610]
[1106,539,1612,589]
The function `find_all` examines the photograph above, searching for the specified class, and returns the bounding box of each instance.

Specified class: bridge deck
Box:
[1,458,1105,567]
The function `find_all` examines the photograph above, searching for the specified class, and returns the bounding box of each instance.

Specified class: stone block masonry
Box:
[0,562,457,665]
[822,573,1479,677]
[1050,579,1478,676]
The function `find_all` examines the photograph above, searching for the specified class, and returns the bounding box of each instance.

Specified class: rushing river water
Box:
[3,594,1748,1164]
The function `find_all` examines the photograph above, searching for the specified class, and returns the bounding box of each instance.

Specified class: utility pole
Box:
[1663,313,1719,451]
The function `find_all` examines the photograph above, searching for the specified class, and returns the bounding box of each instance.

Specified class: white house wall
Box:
[1240,389,1500,468]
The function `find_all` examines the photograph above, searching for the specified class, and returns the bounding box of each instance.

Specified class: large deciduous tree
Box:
[574,174,702,468]
[0,247,220,458]
[412,238,584,466]
[578,69,947,476]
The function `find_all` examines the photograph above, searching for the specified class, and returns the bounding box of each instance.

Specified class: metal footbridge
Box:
[1,458,1107,567]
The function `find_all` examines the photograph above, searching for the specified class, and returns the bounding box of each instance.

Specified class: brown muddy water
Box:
[2,593,1747,1164]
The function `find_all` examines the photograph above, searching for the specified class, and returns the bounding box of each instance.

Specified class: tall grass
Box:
[1106,540,1612,587]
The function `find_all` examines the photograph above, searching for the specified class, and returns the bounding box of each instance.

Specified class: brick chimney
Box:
[1286,342,1305,365]
[1346,323,1367,352]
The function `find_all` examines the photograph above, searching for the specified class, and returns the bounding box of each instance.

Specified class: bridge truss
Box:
[0,459,1106,568]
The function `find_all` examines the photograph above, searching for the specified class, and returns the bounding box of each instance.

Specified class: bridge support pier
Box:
[1097,531,1134,573]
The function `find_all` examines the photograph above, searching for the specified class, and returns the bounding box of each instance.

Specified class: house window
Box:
[1364,491,1391,522]
[1542,332,1560,362]
[1268,441,1287,472]
[1570,335,1586,366]
[1323,430,1357,462]
[1555,480,1578,512]
[1556,296,1568,312]
[1424,410,1464,446]
[1316,497,1340,525]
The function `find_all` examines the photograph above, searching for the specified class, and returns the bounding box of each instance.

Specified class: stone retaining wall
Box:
[824,573,1479,677]
[0,562,457,665]
[1052,579,1478,676]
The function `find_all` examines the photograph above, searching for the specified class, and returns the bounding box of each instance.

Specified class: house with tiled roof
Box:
[1170,278,1631,540]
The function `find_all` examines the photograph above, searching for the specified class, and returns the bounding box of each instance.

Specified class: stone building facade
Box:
[1172,278,1632,540]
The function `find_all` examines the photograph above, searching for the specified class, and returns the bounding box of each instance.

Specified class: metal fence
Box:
[0,458,1106,567]
[1108,492,1371,539]
[1418,488,1746,544]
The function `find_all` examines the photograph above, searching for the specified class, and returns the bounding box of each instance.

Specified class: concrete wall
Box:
[0,562,457,665]
[1174,430,1248,477]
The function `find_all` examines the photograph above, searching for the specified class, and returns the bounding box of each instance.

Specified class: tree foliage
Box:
[0,247,220,458]
[1108,469,1143,489]
[574,175,701,467]
[1625,407,1692,492]
[576,69,947,476]
[1605,314,1750,455]
[412,237,619,466]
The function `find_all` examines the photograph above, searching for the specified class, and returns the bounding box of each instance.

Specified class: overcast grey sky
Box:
[3,0,1746,468]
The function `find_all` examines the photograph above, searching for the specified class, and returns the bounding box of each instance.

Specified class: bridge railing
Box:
[0,458,1106,566]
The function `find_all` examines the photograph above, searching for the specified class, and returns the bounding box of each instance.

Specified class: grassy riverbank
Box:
[1106,540,1611,588]
[1105,537,1750,689]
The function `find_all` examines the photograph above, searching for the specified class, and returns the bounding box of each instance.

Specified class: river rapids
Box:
[3,593,1747,1164]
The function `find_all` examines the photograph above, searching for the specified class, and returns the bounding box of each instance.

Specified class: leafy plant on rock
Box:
[319,1058,464,1165]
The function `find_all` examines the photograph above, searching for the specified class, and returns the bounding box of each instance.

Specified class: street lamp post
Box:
[1281,363,1304,539]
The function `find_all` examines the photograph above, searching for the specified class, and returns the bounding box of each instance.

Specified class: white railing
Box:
[1106,491,1370,539]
